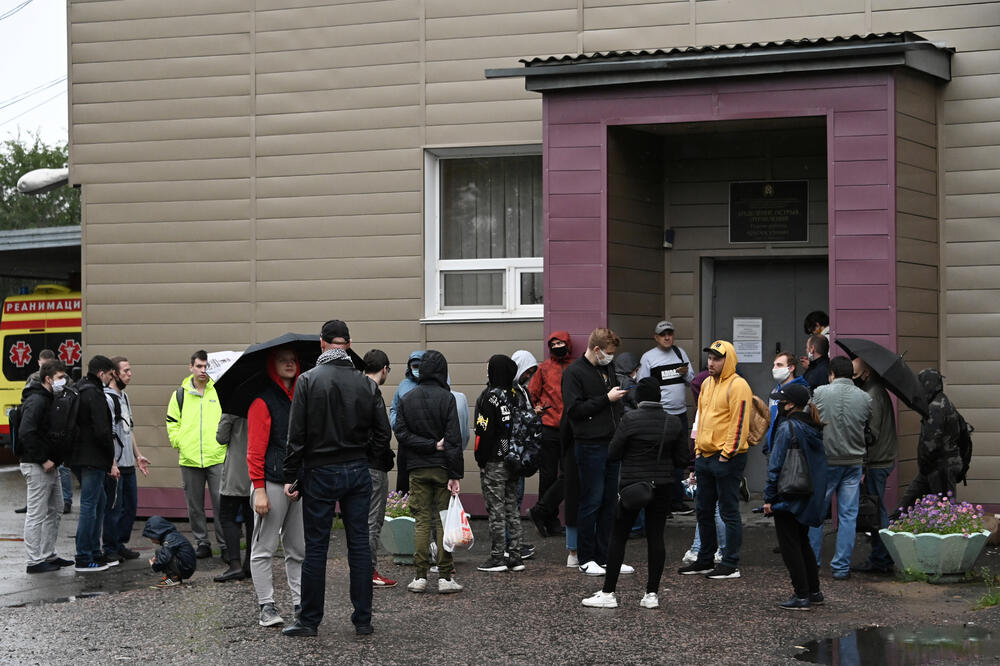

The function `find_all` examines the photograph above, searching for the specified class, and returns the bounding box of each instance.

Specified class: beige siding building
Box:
[67,0,999,511]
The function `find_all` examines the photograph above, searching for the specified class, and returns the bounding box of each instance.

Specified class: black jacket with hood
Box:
[916,369,962,477]
[474,355,518,467]
[17,381,60,465]
[393,350,464,479]
[283,350,392,482]
[609,400,688,488]
[142,516,196,579]
[65,373,115,471]
[561,354,623,443]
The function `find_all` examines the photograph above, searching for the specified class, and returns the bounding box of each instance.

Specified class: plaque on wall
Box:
[729,180,809,244]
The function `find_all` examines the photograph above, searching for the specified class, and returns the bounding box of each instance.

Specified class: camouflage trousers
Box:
[481,462,522,558]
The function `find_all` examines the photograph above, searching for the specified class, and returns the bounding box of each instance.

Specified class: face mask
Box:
[807,352,815,362]
[411,368,420,379]
[550,346,568,359]
[52,378,67,393]
[853,377,866,388]
[772,367,791,383]
[596,349,614,366]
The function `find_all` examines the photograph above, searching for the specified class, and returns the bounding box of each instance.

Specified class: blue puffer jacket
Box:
[764,412,828,527]
[142,516,197,579]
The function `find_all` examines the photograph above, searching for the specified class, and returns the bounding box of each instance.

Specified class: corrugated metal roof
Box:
[519,32,950,67]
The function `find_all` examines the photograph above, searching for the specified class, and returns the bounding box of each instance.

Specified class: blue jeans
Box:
[863,466,893,569]
[103,467,138,554]
[59,465,72,505]
[691,503,726,554]
[694,453,746,567]
[74,466,107,564]
[299,461,372,630]
[809,464,863,575]
[575,442,619,566]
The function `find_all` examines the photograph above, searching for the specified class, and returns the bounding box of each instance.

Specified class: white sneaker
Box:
[581,591,618,608]
[579,561,606,576]
[407,577,427,593]
[566,553,579,568]
[438,577,463,594]
[682,549,698,564]
[640,592,659,609]
[714,550,723,564]
[620,563,635,575]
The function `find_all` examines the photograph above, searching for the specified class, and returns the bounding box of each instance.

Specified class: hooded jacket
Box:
[142,516,196,579]
[694,341,753,459]
[511,349,538,408]
[247,351,298,489]
[217,414,250,496]
[614,352,640,413]
[393,350,464,479]
[862,375,898,469]
[811,377,872,466]
[763,375,811,455]
[16,381,59,465]
[608,401,688,487]
[528,331,572,428]
[764,411,828,527]
[390,350,425,428]
[474,355,518,466]
[561,351,623,443]
[165,375,225,469]
[283,349,391,481]
[916,369,962,477]
[66,373,115,471]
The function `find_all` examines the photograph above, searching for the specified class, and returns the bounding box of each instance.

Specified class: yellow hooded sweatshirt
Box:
[695,340,753,459]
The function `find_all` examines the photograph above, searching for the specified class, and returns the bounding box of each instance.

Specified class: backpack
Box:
[956,410,974,486]
[8,404,23,457]
[726,380,770,446]
[49,384,82,450]
[504,390,543,477]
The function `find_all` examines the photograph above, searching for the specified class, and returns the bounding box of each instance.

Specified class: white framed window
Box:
[424,145,543,321]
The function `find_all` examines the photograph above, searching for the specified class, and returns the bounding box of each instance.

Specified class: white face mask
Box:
[52,378,67,393]
[596,349,614,366]
[772,367,791,383]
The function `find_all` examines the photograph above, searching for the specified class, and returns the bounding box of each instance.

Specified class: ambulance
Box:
[0,285,82,447]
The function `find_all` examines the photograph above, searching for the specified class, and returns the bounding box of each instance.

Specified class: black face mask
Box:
[853,376,866,389]
[550,346,569,359]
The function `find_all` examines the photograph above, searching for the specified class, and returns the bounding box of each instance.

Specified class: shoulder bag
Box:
[618,417,669,511]
[777,422,812,497]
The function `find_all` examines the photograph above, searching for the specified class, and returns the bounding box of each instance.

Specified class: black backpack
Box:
[956,410,975,486]
[8,405,23,457]
[49,385,82,450]
[504,390,543,477]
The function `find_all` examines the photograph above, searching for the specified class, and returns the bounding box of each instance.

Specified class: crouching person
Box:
[143,516,196,588]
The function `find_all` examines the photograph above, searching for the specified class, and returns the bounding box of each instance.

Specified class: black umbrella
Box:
[834,337,929,417]
[214,333,321,416]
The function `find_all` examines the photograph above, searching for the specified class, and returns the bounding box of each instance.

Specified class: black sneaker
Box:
[477,556,509,572]
[520,544,536,560]
[671,501,695,516]
[809,592,824,605]
[779,596,810,611]
[705,564,741,579]
[48,557,74,568]
[506,554,525,572]
[195,544,212,559]
[26,561,61,574]
[14,506,27,514]
[118,547,141,560]
[678,562,714,575]
[63,502,71,514]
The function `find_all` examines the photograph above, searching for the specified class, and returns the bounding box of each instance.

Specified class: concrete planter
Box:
[380,516,416,565]
[879,528,990,578]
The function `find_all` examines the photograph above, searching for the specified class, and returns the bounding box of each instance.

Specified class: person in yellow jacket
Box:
[165,350,225,560]
[678,340,752,580]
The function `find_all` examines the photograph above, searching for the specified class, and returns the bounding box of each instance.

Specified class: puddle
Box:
[9,591,112,608]
[794,625,999,664]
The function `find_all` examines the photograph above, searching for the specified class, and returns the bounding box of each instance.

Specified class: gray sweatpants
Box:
[20,463,62,566]
[180,464,224,548]
[368,469,389,569]
[250,481,304,606]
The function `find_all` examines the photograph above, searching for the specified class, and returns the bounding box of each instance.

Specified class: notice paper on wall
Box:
[732,317,762,364]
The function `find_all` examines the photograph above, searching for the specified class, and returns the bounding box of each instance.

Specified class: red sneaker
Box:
[373,570,397,588]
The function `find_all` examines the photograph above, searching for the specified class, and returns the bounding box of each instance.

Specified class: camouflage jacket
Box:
[917,369,962,476]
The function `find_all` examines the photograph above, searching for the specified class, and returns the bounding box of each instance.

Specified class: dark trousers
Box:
[897,468,957,516]
[533,426,564,527]
[395,447,409,493]
[773,510,820,599]
[74,466,107,564]
[863,466,893,569]
[300,461,372,630]
[219,494,252,566]
[575,442,619,566]
[694,452,746,567]
[102,466,137,554]
[604,486,670,594]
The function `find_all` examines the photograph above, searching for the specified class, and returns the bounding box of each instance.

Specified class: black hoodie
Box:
[16,381,59,465]
[473,355,518,467]
[916,369,962,476]
[142,516,196,579]
[392,350,464,479]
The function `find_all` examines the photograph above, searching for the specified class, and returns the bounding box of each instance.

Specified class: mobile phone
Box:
[288,479,301,499]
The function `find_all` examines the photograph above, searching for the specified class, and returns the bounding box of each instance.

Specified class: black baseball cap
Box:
[769,383,811,408]
[321,319,350,343]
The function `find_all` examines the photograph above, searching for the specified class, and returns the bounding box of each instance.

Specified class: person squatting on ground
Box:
[474,355,526,574]
[143,516,196,588]
[393,349,464,595]
[527,331,573,543]
[363,348,397,589]
[68,355,119,573]
[582,378,688,609]
[561,328,629,578]
[18,360,74,573]
[246,347,305,628]
[102,356,150,563]
[678,340,751,580]
[282,320,391,638]
[895,369,963,514]
[763,383,829,611]
[807,356,872,580]
[165,350,225,560]
[214,413,252,582]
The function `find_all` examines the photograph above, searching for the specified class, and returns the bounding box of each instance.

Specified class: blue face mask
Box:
[411,367,420,379]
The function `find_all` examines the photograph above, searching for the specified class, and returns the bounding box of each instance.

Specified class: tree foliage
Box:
[0,134,79,230]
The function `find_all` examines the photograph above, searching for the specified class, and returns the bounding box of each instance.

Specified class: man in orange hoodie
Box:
[678,340,752,580]
[527,331,573,539]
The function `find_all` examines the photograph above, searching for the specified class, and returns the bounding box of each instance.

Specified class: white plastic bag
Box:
[440,495,474,553]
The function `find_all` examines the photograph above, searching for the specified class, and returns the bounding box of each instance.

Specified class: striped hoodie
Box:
[694,340,753,460]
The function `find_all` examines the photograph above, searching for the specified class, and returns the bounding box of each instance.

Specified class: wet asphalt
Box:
[1,464,998,665]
